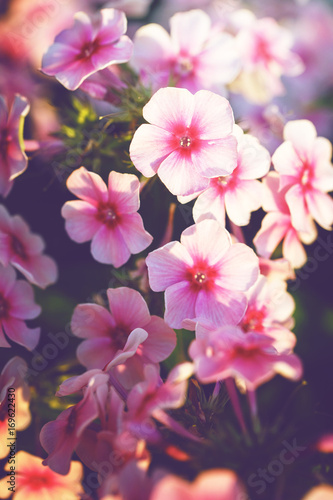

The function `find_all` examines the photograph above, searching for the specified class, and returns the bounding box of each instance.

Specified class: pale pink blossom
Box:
[61,167,153,267]
[71,287,176,370]
[0,265,40,350]
[41,9,133,91]
[0,94,30,197]
[259,257,295,282]
[232,13,304,103]
[131,9,241,94]
[240,275,296,353]
[254,172,316,269]
[302,485,333,500]
[129,87,238,197]
[191,124,270,226]
[0,205,58,288]
[151,469,246,500]
[189,324,302,390]
[272,120,333,233]
[146,219,259,329]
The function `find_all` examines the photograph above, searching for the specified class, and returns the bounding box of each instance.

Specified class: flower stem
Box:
[153,409,204,444]
[225,378,249,437]
[247,389,261,434]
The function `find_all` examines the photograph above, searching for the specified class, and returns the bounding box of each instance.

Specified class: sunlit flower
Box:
[131,9,241,94]
[129,87,237,196]
[0,94,29,197]
[146,219,259,328]
[302,485,333,500]
[0,205,58,288]
[272,120,333,233]
[0,451,83,499]
[41,8,133,91]
[61,167,153,267]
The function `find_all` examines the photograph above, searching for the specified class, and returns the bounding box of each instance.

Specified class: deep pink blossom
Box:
[131,9,241,94]
[233,14,304,103]
[190,124,270,226]
[71,286,176,370]
[0,95,30,197]
[129,87,238,196]
[0,205,58,288]
[41,9,133,91]
[189,324,302,390]
[61,167,153,267]
[254,172,317,268]
[0,265,40,350]
[272,120,333,233]
[151,469,246,500]
[146,219,259,329]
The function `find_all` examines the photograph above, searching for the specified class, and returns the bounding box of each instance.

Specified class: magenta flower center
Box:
[20,468,58,491]
[241,306,266,332]
[194,272,207,284]
[186,262,218,291]
[10,235,28,260]
[0,295,9,319]
[180,136,192,148]
[79,38,100,59]
[300,162,313,189]
[96,203,118,227]
[176,55,194,76]
[111,326,128,351]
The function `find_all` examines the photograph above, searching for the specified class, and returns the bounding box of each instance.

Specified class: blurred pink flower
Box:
[151,469,246,500]
[241,275,296,353]
[191,124,270,226]
[302,485,333,500]
[189,324,302,390]
[272,120,333,233]
[71,286,176,370]
[61,167,153,267]
[254,172,316,269]
[131,9,241,94]
[41,9,133,91]
[146,219,259,329]
[0,264,40,350]
[0,94,30,198]
[129,87,237,196]
[0,205,58,288]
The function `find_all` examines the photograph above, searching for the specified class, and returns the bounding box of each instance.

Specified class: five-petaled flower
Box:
[41,8,133,91]
[61,167,153,267]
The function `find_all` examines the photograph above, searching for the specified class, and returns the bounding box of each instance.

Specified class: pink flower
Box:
[240,275,296,353]
[71,286,176,370]
[146,219,259,329]
[272,120,333,233]
[0,94,30,197]
[190,124,270,226]
[41,9,133,91]
[61,167,153,267]
[129,87,238,196]
[254,172,317,269]
[189,324,303,390]
[302,485,333,500]
[131,10,241,94]
[0,205,58,288]
[151,469,246,500]
[233,14,304,103]
[0,264,40,350]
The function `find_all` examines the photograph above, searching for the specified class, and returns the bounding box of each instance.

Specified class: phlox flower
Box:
[189,324,302,390]
[131,9,241,94]
[302,485,333,500]
[0,451,83,500]
[40,372,108,475]
[146,219,259,329]
[0,94,30,197]
[272,120,333,233]
[71,286,176,371]
[129,87,238,197]
[254,172,317,269]
[41,8,133,91]
[61,167,153,267]
[259,257,295,282]
[150,469,246,500]
[190,124,270,226]
[0,357,31,459]
[232,13,304,103]
[0,264,41,350]
[0,205,58,288]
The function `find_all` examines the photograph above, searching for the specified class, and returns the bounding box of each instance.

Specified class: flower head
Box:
[41,8,133,91]
[129,87,238,196]
[0,94,30,197]
[61,167,153,267]
[146,219,259,329]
